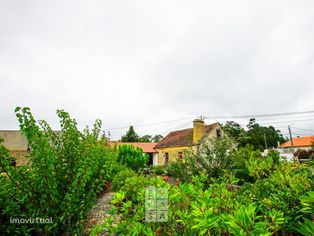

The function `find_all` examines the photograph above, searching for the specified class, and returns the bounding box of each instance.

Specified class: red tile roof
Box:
[109,141,158,153]
[155,123,218,149]
[280,136,314,148]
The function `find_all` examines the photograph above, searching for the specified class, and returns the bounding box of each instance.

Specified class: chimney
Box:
[193,118,205,144]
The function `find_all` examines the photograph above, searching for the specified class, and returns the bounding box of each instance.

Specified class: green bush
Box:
[0,107,117,235]
[104,177,284,235]
[101,161,313,235]
[116,144,148,171]
[165,137,236,182]
[150,165,166,175]
[111,166,137,191]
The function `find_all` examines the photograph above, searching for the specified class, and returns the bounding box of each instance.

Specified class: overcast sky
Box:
[1,0,314,139]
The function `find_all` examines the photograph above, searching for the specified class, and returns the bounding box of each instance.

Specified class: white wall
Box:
[153,153,158,166]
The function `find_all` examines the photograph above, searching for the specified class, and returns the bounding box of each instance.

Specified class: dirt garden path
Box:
[84,192,115,235]
[83,177,177,235]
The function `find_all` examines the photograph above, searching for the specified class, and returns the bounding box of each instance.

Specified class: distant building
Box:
[264,136,314,162]
[0,130,30,166]
[109,142,159,166]
[280,136,314,150]
[0,130,61,166]
[263,148,294,162]
[154,119,222,166]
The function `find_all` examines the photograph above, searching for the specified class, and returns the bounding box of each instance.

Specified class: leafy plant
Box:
[296,219,314,236]
[116,144,148,171]
[0,107,117,235]
[224,204,269,236]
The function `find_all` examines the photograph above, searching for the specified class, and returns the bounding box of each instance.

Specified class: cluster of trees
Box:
[120,126,163,143]
[121,119,286,149]
[223,118,286,150]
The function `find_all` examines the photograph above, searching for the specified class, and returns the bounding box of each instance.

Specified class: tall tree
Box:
[120,126,163,143]
[223,119,285,151]
[152,134,163,142]
[121,126,139,142]
[223,121,243,140]
[139,135,152,142]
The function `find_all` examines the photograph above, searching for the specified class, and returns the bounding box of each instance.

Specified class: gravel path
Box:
[84,192,115,235]
[83,176,176,235]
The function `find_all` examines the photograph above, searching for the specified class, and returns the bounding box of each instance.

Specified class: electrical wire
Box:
[105,117,193,131]
[291,127,314,132]
[204,110,314,119]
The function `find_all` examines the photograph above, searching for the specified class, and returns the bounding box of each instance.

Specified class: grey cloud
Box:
[0,0,313,138]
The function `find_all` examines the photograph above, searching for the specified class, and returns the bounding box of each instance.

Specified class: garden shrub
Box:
[116,144,148,171]
[150,165,166,175]
[165,137,236,182]
[111,166,137,192]
[165,158,192,181]
[165,138,280,183]
[100,161,314,235]
[243,162,313,232]
[0,107,117,235]
[103,176,293,235]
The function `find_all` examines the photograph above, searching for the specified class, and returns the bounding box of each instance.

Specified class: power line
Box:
[204,110,314,119]
[219,118,314,128]
[105,110,314,133]
[105,117,193,131]
[292,133,314,136]
[291,126,314,132]
[282,132,314,136]
[209,114,314,124]
[263,118,314,124]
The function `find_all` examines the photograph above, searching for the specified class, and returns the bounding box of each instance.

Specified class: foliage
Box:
[223,204,270,236]
[296,219,314,236]
[111,166,137,191]
[223,119,286,150]
[245,154,274,180]
[0,107,117,235]
[150,165,166,175]
[2,108,313,235]
[139,135,152,142]
[121,126,139,142]
[120,126,163,143]
[165,157,192,182]
[102,168,312,235]
[100,149,314,235]
[151,134,163,142]
[166,137,236,182]
[165,137,280,183]
[299,191,314,219]
[117,144,148,171]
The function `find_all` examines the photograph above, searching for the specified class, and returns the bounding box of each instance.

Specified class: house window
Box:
[147,153,153,166]
[165,153,169,165]
[216,129,221,138]
[178,152,183,159]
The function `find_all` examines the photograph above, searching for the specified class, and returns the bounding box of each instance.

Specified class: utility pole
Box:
[288,125,295,161]
[263,133,268,149]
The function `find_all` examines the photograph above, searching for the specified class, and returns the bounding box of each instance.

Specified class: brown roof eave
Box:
[155,143,198,149]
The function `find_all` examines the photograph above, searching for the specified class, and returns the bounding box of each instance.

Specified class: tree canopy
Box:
[120,126,163,143]
[223,118,286,151]
[121,126,139,142]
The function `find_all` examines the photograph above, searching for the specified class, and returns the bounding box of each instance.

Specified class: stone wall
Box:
[0,130,28,150]
[9,150,30,166]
